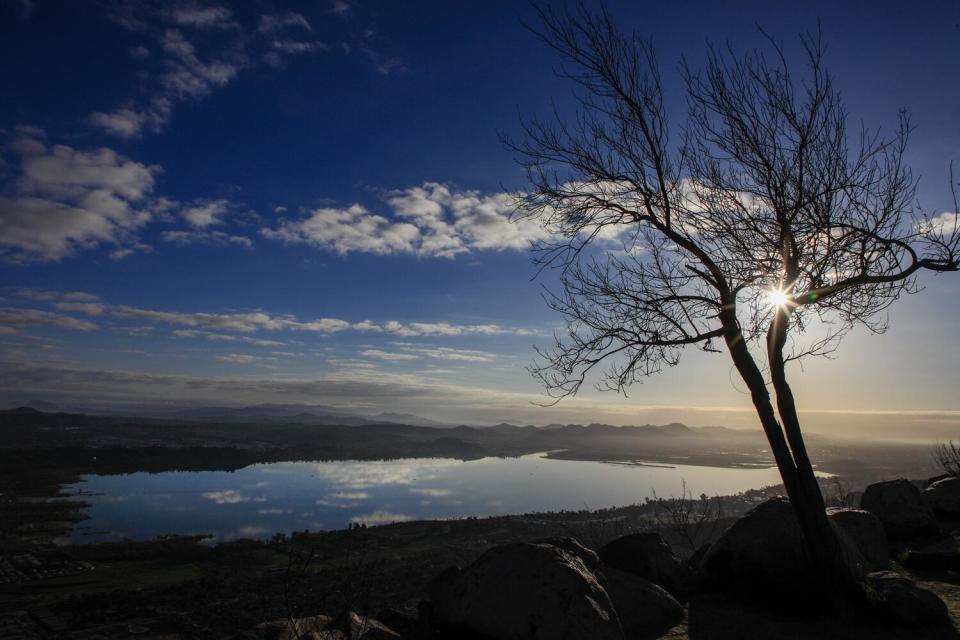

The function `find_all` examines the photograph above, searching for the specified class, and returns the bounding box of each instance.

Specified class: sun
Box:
[765,288,791,308]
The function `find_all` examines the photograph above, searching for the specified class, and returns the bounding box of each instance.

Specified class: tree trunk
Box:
[721,307,863,610]
[766,308,864,606]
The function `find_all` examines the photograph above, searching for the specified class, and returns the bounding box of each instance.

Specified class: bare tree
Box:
[932,441,960,477]
[511,4,959,601]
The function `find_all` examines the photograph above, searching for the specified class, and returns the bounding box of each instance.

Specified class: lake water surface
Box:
[60,453,790,543]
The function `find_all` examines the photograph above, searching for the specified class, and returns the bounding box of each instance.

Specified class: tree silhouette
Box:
[512,4,959,599]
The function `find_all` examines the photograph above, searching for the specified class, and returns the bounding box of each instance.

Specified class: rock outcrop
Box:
[698,498,866,603]
[427,542,624,640]
[826,507,889,570]
[532,536,600,570]
[923,476,960,518]
[600,568,685,639]
[866,571,951,627]
[598,532,694,600]
[861,479,940,540]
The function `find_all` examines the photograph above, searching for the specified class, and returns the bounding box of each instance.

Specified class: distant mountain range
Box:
[3,400,454,428]
[2,400,751,436]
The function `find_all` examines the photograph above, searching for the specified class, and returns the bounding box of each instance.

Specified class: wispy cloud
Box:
[364,345,500,363]
[14,288,100,303]
[215,353,277,364]
[160,229,253,247]
[6,290,538,339]
[53,302,107,316]
[0,308,98,331]
[360,349,422,361]
[91,6,324,138]
[110,303,534,337]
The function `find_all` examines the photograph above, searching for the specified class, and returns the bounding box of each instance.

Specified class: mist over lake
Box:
[60,453,801,544]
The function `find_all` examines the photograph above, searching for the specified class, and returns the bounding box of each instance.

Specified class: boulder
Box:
[699,498,866,604]
[866,571,950,627]
[924,476,960,517]
[598,532,694,600]
[600,568,684,639]
[427,542,623,640]
[687,543,711,575]
[826,508,889,570]
[532,536,600,570]
[861,479,940,540]
[926,473,953,488]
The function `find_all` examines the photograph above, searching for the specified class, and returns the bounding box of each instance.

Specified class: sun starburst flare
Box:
[765,288,791,309]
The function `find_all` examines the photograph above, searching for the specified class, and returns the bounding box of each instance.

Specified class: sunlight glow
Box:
[766,288,791,308]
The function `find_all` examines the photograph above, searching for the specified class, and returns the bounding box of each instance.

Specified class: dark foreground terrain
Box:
[0,407,955,638]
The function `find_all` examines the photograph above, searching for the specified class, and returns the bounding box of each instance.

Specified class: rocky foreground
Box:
[236,475,960,640]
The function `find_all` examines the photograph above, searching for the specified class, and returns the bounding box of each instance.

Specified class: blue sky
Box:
[1,0,958,438]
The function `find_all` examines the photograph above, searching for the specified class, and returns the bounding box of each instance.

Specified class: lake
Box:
[59,453,793,544]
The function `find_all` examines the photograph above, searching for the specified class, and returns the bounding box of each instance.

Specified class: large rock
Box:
[598,533,694,600]
[866,571,950,627]
[699,498,866,604]
[926,473,953,488]
[900,534,960,571]
[826,508,889,570]
[924,476,960,517]
[427,542,623,640]
[532,536,600,570]
[861,479,940,539]
[600,568,684,639]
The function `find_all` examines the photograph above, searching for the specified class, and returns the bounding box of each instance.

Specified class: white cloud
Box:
[398,345,499,362]
[921,211,960,236]
[202,490,250,504]
[271,40,325,54]
[409,488,452,497]
[172,6,235,29]
[18,142,157,200]
[262,203,421,255]
[360,349,422,361]
[216,353,276,364]
[350,511,413,525]
[0,137,158,262]
[89,108,161,139]
[258,12,312,34]
[380,320,534,338]
[262,183,548,258]
[181,199,230,228]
